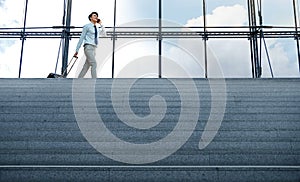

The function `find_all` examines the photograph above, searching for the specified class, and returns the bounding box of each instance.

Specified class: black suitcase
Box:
[47,73,62,78]
[47,56,78,78]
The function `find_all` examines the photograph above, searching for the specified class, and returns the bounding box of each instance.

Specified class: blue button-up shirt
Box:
[76,23,106,52]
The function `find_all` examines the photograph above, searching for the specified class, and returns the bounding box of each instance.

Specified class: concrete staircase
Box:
[0,78,299,182]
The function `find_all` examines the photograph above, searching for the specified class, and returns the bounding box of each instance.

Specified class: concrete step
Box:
[0,78,299,181]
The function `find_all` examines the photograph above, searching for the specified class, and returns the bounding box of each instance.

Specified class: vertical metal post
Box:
[257,0,273,77]
[293,0,300,72]
[258,0,263,75]
[248,0,261,78]
[247,0,255,78]
[158,0,162,78]
[61,0,72,76]
[18,0,29,78]
[112,0,117,78]
[203,0,208,78]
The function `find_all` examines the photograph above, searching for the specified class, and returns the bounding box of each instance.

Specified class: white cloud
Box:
[185,4,299,78]
[187,4,248,27]
[262,40,299,77]
[184,4,251,78]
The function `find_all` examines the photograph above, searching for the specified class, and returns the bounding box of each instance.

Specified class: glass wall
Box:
[0,0,25,78]
[19,0,65,78]
[260,0,299,77]
[0,0,299,78]
[112,0,159,78]
[205,0,251,78]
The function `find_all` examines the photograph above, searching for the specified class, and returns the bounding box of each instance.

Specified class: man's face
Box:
[91,14,98,22]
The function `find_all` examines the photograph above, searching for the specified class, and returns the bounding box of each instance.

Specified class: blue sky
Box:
[0,0,299,78]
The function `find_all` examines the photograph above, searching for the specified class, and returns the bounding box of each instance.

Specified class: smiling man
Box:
[74,12,106,78]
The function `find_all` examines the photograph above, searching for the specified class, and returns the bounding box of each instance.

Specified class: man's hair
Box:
[88,12,98,20]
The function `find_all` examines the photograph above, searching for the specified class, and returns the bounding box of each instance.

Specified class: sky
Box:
[0,0,299,78]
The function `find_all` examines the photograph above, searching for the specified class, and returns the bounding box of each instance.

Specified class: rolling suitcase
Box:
[47,56,78,78]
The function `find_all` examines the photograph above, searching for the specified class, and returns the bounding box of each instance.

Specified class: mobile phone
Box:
[97,19,101,23]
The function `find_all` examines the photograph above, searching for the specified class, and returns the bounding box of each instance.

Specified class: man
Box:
[74,12,106,78]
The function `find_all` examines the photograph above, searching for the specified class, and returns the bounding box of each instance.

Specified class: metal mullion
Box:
[293,0,300,72]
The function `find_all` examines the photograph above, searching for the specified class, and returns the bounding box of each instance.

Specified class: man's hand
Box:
[73,52,78,58]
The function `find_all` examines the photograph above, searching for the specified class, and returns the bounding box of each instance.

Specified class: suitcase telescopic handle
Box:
[62,56,78,77]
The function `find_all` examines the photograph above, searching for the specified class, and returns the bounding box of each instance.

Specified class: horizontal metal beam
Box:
[0,30,299,39]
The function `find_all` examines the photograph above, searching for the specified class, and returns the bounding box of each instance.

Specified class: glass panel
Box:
[162,38,205,78]
[17,0,64,77]
[260,0,295,77]
[0,39,22,78]
[206,0,249,27]
[116,0,158,26]
[0,0,25,78]
[72,0,159,78]
[262,0,295,26]
[261,0,296,64]
[208,39,252,78]
[25,0,64,27]
[262,39,299,77]
[163,0,202,26]
[108,38,159,78]
[72,1,115,27]
[20,39,63,78]
[185,1,250,78]
[0,0,25,27]
[206,0,248,12]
